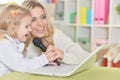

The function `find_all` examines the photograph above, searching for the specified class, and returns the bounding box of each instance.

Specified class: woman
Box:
[21,0,90,65]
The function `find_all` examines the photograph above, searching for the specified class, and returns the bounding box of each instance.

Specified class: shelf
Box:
[53,0,120,52]
[78,24,92,27]
[93,25,109,27]
[110,25,120,27]
[51,20,64,24]
[52,0,120,68]
[66,23,77,26]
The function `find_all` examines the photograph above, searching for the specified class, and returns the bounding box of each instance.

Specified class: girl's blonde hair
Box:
[0,4,6,8]
[22,0,54,48]
[0,4,32,53]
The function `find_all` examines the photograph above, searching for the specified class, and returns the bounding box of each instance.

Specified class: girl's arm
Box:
[0,40,49,72]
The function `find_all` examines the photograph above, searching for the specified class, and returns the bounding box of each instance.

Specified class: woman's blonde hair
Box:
[22,0,54,48]
[0,4,32,53]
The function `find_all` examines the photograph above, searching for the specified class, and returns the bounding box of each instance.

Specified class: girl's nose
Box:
[28,26,32,32]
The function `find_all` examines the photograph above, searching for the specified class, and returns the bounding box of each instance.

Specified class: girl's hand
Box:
[47,62,58,66]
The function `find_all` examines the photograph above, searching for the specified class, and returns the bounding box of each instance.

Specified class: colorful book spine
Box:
[94,0,100,24]
[80,7,87,24]
[51,0,57,3]
[94,0,110,25]
[74,15,77,24]
[70,12,76,24]
[87,8,92,24]
[104,0,110,24]
[99,0,106,24]
[46,0,51,3]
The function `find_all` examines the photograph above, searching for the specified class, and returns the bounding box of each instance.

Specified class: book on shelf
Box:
[46,0,51,3]
[46,0,57,3]
[79,7,92,25]
[104,0,110,24]
[94,0,100,24]
[94,0,110,25]
[99,0,106,24]
[80,7,87,24]
[87,8,92,24]
[70,12,76,24]
[51,0,57,3]
[99,0,110,24]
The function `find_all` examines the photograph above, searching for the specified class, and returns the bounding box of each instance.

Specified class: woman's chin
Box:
[34,34,45,38]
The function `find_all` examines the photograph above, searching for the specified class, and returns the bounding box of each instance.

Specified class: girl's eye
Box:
[25,25,28,28]
[32,18,36,22]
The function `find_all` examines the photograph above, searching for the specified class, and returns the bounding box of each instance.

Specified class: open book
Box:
[26,44,115,77]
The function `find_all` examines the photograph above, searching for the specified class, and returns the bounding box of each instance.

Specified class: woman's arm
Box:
[53,29,90,64]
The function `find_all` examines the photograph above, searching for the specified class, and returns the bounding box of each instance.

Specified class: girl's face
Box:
[15,16,32,42]
[30,7,48,38]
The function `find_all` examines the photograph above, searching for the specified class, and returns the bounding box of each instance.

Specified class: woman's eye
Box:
[40,15,46,20]
[42,15,46,19]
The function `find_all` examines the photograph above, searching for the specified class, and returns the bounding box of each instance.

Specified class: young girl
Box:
[0,4,57,76]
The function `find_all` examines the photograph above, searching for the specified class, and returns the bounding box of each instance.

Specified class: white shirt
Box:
[0,35,49,76]
[26,29,90,64]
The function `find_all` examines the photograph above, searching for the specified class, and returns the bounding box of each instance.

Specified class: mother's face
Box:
[30,6,48,38]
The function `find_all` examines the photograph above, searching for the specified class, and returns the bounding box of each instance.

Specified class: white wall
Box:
[0,0,46,5]
[0,0,23,4]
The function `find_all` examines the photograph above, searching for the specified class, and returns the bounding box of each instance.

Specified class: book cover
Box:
[70,12,76,24]
[87,8,92,24]
[51,0,57,3]
[46,0,51,3]
[99,0,110,24]
[94,0,100,24]
[99,0,105,24]
[80,7,87,24]
[104,0,110,24]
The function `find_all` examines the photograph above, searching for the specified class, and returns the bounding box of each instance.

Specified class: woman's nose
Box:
[37,18,43,25]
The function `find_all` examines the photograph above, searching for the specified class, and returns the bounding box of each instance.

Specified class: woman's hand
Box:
[53,47,64,60]
[45,45,57,62]
[45,45,64,65]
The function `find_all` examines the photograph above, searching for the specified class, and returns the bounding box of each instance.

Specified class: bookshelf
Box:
[52,0,120,53]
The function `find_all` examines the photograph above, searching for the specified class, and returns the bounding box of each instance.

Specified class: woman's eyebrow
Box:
[40,14,46,17]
